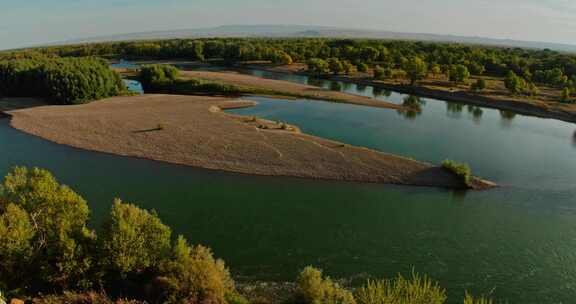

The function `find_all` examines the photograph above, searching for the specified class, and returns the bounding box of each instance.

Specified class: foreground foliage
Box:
[0,167,495,303]
[355,273,447,304]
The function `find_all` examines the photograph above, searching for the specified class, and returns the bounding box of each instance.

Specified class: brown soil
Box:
[179,70,401,110]
[7,94,493,189]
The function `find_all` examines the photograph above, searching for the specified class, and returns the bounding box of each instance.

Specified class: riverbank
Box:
[115,63,401,110]
[245,63,576,124]
[6,94,494,189]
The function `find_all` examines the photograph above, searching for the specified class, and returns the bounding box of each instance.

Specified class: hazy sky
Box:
[1,0,576,50]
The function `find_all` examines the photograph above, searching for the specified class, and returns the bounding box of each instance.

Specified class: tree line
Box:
[13,38,576,102]
[0,166,494,304]
[0,54,126,104]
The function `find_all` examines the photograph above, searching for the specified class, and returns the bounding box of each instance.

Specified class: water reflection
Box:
[397,95,425,120]
[330,82,343,92]
[357,84,368,93]
[500,110,517,128]
[307,78,327,88]
[446,102,465,119]
[373,87,392,98]
[467,105,484,124]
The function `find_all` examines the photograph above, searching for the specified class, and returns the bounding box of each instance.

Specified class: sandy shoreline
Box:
[6,94,494,189]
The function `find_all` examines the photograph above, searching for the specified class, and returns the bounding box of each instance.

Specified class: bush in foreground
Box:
[355,273,447,304]
[442,159,472,186]
[297,266,356,304]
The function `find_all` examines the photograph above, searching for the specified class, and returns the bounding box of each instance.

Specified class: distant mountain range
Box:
[51,24,576,53]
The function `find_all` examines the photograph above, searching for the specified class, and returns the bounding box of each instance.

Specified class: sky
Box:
[1,0,576,50]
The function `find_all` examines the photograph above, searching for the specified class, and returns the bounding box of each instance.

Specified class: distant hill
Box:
[51,24,576,53]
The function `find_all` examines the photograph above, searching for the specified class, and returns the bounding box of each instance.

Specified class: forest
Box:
[9,37,576,100]
[0,54,126,104]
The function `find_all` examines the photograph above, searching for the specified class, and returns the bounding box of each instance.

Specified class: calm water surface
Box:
[3,64,576,303]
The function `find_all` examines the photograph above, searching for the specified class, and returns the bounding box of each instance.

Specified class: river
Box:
[2,62,576,302]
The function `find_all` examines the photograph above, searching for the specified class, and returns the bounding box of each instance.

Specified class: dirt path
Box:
[179,70,402,110]
[7,94,494,189]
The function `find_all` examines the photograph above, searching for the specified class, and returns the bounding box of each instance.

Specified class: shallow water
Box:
[3,64,576,302]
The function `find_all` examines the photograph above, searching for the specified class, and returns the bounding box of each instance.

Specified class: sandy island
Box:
[6,94,494,189]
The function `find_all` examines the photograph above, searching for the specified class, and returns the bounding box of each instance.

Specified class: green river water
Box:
[2,65,576,302]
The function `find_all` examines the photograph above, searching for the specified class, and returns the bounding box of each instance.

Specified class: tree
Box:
[342,61,354,75]
[100,199,172,276]
[356,63,369,73]
[403,57,428,85]
[327,58,344,75]
[297,266,356,304]
[139,64,179,89]
[307,58,329,75]
[0,166,95,290]
[0,203,35,290]
[158,236,236,304]
[448,65,471,83]
[430,64,442,78]
[504,71,527,95]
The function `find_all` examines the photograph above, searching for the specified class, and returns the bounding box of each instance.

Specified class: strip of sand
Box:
[178,70,402,110]
[7,94,494,189]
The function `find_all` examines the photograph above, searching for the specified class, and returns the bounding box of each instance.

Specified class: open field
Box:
[6,94,493,189]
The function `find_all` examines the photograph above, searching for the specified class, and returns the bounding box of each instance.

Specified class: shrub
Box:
[100,199,172,276]
[297,266,355,304]
[442,160,472,186]
[158,236,235,304]
[357,63,369,73]
[138,64,180,90]
[463,292,493,304]
[355,273,447,304]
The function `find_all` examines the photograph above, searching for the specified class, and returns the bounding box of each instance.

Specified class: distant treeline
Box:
[13,38,576,85]
[0,166,494,304]
[0,55,125,104]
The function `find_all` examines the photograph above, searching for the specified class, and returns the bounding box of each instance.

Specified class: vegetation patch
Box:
[442,159,472,187]
[0,55,126,104]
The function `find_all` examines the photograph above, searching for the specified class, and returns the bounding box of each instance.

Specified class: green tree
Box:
[100,199,172,276]
[297,266,356,304]
[0,203,35,290]
[504,71,527,95]
[307,58,329,75]
[158,236,236,304]
[0,166,95,290]
[356,63,369,73]
[403,56,428,85]
[430,64,442,78]
[449,65,471,83]
[327,58,344,75]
